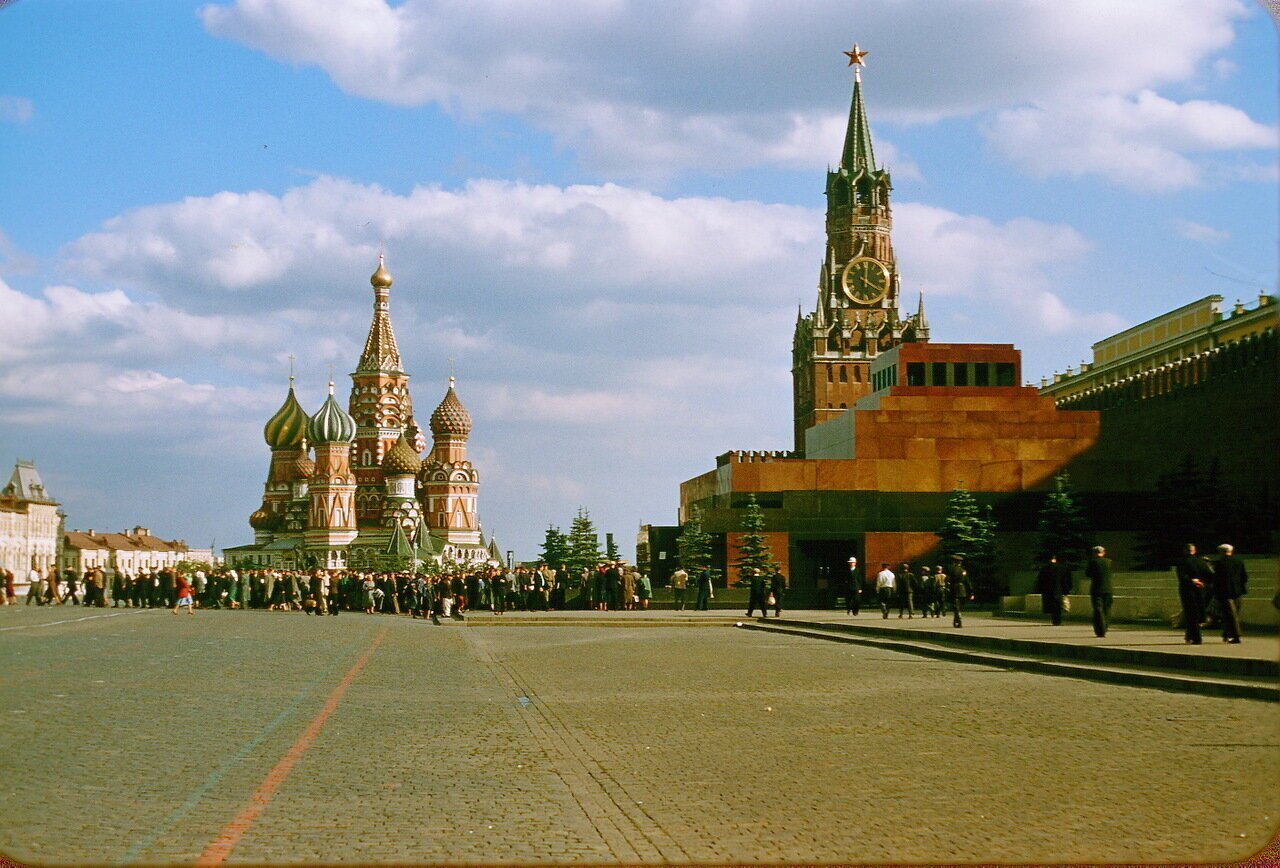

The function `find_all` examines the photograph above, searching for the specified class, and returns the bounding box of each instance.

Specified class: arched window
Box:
[839,366,848,383]
[826,367,833,383]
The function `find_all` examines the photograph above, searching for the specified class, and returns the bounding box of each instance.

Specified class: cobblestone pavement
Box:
[1,606,1276,864]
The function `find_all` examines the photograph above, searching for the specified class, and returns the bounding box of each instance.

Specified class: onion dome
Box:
[429,377,472,439]
[264,385,308,449]
[307,380,357,444]
[371,253,393,289]
[288,441,315,479]
[249,506,274,530]
[382,427,422,476]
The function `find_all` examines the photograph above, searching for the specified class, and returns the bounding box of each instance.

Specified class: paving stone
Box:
[0,606,1275,863]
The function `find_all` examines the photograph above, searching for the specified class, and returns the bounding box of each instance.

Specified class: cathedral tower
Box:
[792,45,927,454]
[349,255,417,527]
[305,380,359,564]
[421,377,481,555]
[252,381,311,543]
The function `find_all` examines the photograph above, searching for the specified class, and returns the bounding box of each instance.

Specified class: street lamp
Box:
[506,550,514,569]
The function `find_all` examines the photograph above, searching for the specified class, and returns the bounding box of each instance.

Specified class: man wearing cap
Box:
[845,557,862,615]
[1211,543,1248,644]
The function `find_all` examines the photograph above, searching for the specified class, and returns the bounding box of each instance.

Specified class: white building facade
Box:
[0,460,61,592]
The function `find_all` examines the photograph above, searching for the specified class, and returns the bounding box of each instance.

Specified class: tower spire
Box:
[358,254,403,373]
[840,43,876,173]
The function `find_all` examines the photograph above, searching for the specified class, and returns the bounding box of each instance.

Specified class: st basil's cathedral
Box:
[225,257,500,570]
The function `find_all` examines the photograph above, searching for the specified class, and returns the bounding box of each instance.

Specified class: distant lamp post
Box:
[506,550,514,569]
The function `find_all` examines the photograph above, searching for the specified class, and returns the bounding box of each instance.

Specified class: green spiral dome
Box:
[307,385,357,444]
[264,386,308,449]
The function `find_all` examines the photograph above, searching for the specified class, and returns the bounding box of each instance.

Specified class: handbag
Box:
[766,593,776,606]
[1061,595,1071,613]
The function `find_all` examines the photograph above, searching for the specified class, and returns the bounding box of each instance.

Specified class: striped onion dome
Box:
[429,377,472,439]
[263,385,308,449]
[382,427,422,476]
[307,381,357,444]
[249,506,274,530]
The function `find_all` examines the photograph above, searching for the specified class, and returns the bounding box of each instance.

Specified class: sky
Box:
[1,0,1276,561]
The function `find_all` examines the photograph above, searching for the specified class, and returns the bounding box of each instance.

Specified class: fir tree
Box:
[937,485,1001,601]
[732,493,777,586]
[678,505,720,588]
[605,533,620,562]
[1034,472,1092,569]
[565,508,602,574]
[538,524,570,567]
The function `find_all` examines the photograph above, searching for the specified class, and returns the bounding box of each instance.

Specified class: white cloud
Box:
[198,0,1256,177]
[0,96,33,125]
[1174,219,1230,243]
[35,175,1126,556]
[986,90,1277,191]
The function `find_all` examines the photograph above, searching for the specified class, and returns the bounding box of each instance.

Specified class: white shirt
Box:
[876,569,896,590]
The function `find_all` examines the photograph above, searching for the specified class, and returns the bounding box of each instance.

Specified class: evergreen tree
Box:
[732,493,777,586]
[678,505,720,588]
[605,533,620,562]
[565,508,602,574]
[538,524,570,567]
[1034,472,1092,569]
[937,485,1002,601]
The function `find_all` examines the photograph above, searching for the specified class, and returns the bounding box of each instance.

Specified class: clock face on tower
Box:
[841,256,890,305]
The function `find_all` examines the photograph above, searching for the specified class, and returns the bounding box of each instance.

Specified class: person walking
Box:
[769,567,786,618]
[896,562,915,618]
[745,569,768,618]
[4,567,16,606]
[694,569,713,611]
[172,574,195,615]
[1211,543,1248,644]
[1035,555,1073,626]
[875,563,895,619]
[1085,545,1113,637]
[845,557,861,615]
[945,555,969,627]
[670,567,689,611]
[1175,543,1212,644]
[25,568,44,606]
[636,572,652,610]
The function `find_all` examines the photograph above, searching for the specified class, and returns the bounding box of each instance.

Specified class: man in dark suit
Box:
[1175,543,1213,644]
[1035,555,1073,626]
[1212,543,1248,643]
[745,569,768,618]
[1084,546,1113,637]
[945,556,968,628]
[845,557,861,615]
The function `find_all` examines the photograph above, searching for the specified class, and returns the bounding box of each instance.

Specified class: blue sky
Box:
[1,0,1276,560]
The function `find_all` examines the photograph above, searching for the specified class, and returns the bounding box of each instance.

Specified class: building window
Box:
[975,363,990,386]
[854,366,862,383]
[932,362,947,386]
[907,363,925,386]
[826,367,833,383]
[953,363,969,386]
[839,366,848,383]
[996,363,1016,386]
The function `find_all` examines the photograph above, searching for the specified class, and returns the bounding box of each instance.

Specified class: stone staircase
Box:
[1000,556,1279,630]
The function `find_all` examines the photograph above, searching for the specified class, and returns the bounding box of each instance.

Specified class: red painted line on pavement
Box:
[195,625,388,865]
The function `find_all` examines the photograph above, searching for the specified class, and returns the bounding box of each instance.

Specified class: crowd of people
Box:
[842,556,972,627]
[2,544,1261,645]
[1,560,678,621]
